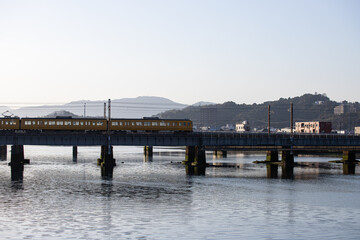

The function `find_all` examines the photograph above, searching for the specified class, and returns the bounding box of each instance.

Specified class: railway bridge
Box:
[1,131,360,180]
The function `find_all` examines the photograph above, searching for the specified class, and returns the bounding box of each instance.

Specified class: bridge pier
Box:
[10,145,25,181]
[214,150,227,158]
[144,146,153,162]
[329,150,358,174]
[281,150,294,179]
[183,146,195,165]
[342,151,356,174]
[183,146,206,167]
[183,146,207,175]
[0,145,7,161]
[72,146,78,163]
[99,145,116,179]
[265,150,279,178]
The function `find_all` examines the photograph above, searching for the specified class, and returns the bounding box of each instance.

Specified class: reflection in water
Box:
[343,162,356,174]
[281,165,294,179]
[208,159,356,179]
[266,163,278,178]
[185,165,206,176]
[143,155,153,162]
[0,146,360,239]
[11,180,24,191]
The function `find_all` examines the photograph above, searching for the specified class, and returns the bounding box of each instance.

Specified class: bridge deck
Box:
[1,131,360,151]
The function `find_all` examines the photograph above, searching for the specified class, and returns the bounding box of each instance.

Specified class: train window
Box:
[65,121,72,126]
[32,121,36,125]
[92,122,96,126]
[80,122,84,126]
[24,121,32,125]
[112,122,118,126]
[97,122,103,126]
[10,121,17,125]
[74,122,79,126]
[119,122,123,126]
[136,122,142,126]
[167,123,170,126]
[49,121,56,125]
[131,122,135,126]
[152,122,158,126]
[56,121,64,126]
[144,122,150,126]
[44,121,48,125]
[160,122,166,126]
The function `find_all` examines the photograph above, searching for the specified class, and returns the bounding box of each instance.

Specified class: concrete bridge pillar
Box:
[183,146,207,168]
[266,150,279,178]
[281,150,294,179]
[192,146,206,167]
[214,150,227,158]
[144,146,153,162]
[0,145,7,161]
[99,145,116,179]
[342,151,356,174]
[72,146,78,163]
[266,150,279,162]
[183,146,195,165]
[10,145,25,181]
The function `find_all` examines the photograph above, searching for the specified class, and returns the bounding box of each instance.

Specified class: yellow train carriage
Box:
[21,118,107,131]
[110,118,193,132]
[0,118,20,130]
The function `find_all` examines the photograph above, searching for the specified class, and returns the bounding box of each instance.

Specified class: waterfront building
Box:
[355,127,360,135]
[295,121,332,133]
[236,121,250,132]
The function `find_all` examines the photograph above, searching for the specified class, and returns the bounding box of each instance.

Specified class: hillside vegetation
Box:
[157,94,360,131]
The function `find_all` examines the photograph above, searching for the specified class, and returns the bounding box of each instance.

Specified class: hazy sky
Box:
[0,0,359,106]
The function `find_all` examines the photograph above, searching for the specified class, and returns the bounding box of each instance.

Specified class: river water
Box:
[0,146,359,240]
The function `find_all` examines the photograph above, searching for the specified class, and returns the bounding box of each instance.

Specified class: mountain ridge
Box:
[156,93,360,131]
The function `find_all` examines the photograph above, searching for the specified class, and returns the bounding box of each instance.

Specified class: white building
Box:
[236,121,250,132]
[295,121,332,133]
[355,127,360,135]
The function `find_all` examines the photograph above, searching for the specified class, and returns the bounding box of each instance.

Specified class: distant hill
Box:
[156,93,360,131]
[44,110,81,118]
[192,101,216,107]
[10,96,188,118]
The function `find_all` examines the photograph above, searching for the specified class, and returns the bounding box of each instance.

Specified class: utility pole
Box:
[104,103,106,119]
[290,102,293,135]
[84,103,86,118]
[108,99,111,128]
[107,99,111,155]
[268,105,270,135]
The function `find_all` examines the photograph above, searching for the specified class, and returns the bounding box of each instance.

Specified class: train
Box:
[0,117,193,132]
